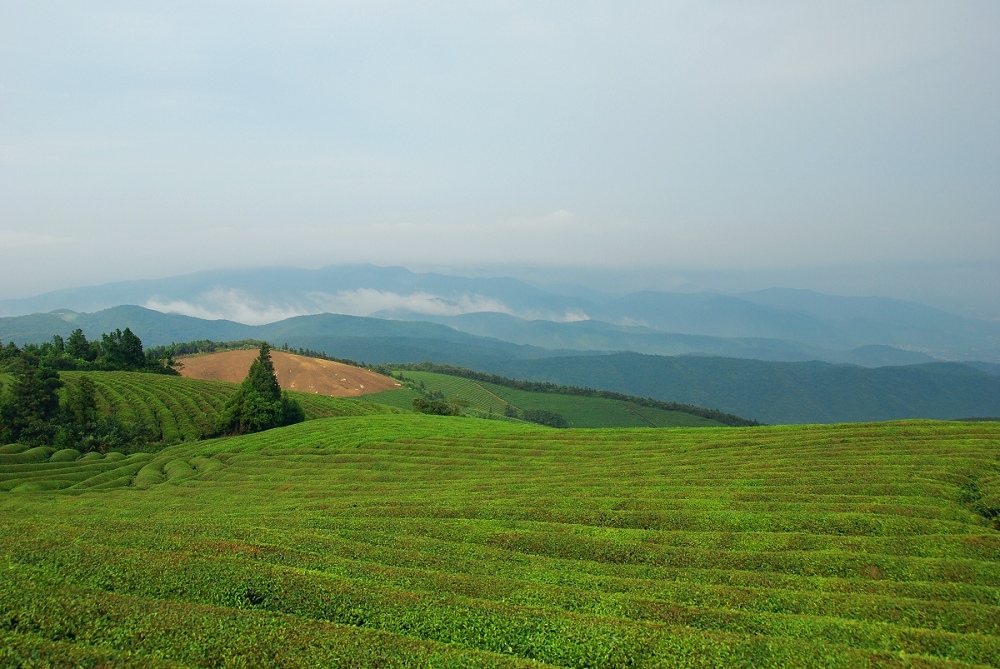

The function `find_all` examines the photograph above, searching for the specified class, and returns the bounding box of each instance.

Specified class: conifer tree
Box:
[245,343,281,402]
[100,328,146,370]
[66,328,91,359]
[215,343,304,435]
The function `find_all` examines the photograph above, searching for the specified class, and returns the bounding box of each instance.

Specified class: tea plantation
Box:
[59,371,402,444]
[1,411,999,667]
[377,370,729,427]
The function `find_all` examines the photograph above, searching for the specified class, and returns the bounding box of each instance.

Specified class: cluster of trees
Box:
[215,343,305,435]
[1,334,309,451]
[0,353,153,452]
[1,328,178,374]
[0,327,178,452]
[412,396,462,416]
[147,339,271,358]
[503,405,568,428]
[145,339,364,370]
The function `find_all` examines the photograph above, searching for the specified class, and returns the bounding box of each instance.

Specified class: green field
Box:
[59,371,401,444]
[2,415,999,667]
[388,370,727,427]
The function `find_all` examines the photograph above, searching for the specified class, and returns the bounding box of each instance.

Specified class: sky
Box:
[2,1,999,317]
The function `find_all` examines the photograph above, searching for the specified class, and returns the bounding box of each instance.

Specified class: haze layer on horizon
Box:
[2,2,998,318]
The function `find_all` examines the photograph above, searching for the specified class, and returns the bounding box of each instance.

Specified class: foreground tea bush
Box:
[1,416,998,667]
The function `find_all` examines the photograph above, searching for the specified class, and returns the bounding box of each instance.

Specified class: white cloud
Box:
[0,230,74,249]
[559,309,590,323]
[307,289,515,318]
[142,285,593,325]
[144,287,317,325]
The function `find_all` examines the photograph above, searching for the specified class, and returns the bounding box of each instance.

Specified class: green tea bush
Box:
[133,461,166,487]
[0,418,998,667]
[0,446,55,464]
[49,448,82,462]
[164,458,197,480]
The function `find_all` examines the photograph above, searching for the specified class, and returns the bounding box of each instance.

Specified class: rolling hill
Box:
[1,415,998,667]
[376,369,741,427]
[4,305,1000,424]
[56,371,402,446]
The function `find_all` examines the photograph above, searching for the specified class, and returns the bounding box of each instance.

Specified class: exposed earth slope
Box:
[177,350,401,397]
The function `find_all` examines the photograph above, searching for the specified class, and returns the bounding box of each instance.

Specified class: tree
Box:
[0,340,18,361]
[521,408,568,428]
[63,375,99,431]
[0,353,64,445]
[56,374,100,452]
[215,343,304,435]
[101,328,146,370]
[245,342,282,402]
[67,328,96,361]
[412,397,460,416]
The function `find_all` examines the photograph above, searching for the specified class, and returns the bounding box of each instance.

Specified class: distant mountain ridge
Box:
[2,305,999,425]
[1,264,998,362]
[380,311,939,367]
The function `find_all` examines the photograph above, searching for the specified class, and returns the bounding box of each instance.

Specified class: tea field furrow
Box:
[232,545,1000,635]
[1,418,998,667]
[100,528,995,637]
[60,372,403,447]
[0,630,186,669]
[385,530,1000,586]
[224,526,1000,609]
[0,567,557,669]
[8,539,1000,667]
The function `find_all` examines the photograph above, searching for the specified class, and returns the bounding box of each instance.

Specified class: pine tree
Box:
[245,343,281,402]
[215,343,304,435]
[66,328,91,359]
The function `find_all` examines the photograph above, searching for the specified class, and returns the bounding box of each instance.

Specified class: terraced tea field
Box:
[390,370,727,427]
[2,416,999,667]
[60,371,401,444]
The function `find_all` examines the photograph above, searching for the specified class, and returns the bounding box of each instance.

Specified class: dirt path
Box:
[177,350,402,397]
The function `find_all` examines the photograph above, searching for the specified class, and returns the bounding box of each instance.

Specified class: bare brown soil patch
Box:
[177,350,402,397]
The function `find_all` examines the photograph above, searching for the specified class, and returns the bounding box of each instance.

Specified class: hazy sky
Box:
[2,2,999,315]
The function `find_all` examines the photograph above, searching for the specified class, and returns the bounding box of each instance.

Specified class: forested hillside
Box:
[487,354,1000,424]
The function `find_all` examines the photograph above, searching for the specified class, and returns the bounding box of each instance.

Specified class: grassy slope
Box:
[383,370,726,427]
[2,416,999,667]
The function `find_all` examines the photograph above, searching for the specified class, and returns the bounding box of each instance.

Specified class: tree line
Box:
[145,339,363,369]
[1,328,179,374]
[1,333,306,451]
[0,327,173,452]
